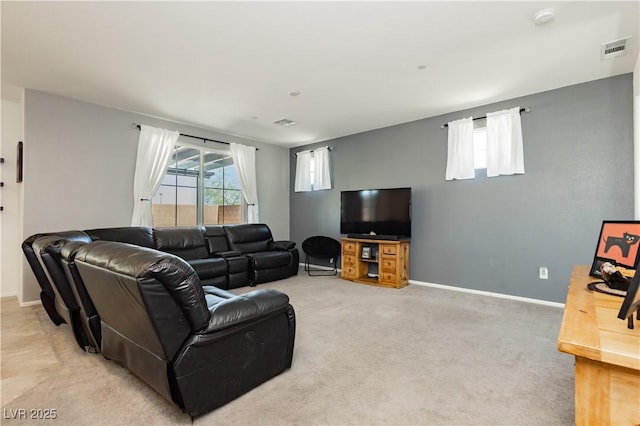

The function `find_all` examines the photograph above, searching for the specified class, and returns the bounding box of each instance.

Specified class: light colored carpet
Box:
[1,273,574,425]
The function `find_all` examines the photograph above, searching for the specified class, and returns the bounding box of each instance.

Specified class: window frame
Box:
[153,140,245,227]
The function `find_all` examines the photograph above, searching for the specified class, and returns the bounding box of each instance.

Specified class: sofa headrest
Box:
[85,227,155,248]
[32,231,92,257]
[22,233,45,248]
[60,241,91,262]
[153,227,209,260]
[223,224,273,254]
[204,225,231,253]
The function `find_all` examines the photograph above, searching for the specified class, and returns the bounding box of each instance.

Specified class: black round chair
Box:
[301,236,341,276]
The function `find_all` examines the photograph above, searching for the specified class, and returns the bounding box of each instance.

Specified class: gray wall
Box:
[1,96,24,299]
[290,74,634,303]
[21,89,290,303]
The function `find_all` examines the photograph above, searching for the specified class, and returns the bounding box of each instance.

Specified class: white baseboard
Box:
[1,295,42,308]
[409,279,565,308]
[300,263,564,308]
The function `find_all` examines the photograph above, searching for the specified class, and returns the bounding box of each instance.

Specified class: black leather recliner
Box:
[224,224,300,285]
[30,231,94,350]
[22,234,66,326]
[73,241,296,417]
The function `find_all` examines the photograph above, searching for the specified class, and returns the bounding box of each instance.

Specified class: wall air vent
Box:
[273,118,297,127]
[600,37,631,60]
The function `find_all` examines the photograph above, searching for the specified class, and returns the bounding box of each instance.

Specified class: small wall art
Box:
[16,141,23,183]
[590,220,640,277]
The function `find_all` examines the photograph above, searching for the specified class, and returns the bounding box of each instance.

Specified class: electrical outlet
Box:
[539,267,549,280]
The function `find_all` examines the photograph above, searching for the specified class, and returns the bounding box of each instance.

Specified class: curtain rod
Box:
[440,107,531,129]
[294,146,333,156]
[132,123,259,150]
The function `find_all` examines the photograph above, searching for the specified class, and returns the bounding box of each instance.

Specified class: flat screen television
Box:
[340,187,411,239]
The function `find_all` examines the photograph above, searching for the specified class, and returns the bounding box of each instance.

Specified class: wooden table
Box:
[558,265,640,425]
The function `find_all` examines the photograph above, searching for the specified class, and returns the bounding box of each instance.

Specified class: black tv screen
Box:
[340,188,411,238]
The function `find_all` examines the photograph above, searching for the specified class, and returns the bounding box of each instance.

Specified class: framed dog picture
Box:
[590,221,640,277]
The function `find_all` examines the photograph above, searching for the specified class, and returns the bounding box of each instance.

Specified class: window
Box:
[151,144,244,227]
[309,156,316,188]
[473,127,488,170]
[294,147,331,192]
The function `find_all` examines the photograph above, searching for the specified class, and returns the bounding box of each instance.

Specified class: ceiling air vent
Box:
[600,37,631,60]
[273,118,297,127]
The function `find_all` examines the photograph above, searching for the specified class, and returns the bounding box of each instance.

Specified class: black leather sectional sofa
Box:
[22,223,298,416]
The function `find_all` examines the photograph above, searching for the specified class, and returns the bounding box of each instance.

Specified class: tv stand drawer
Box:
[381,245,397,256]
[380,258,395,271]
[381,272,397,284]
[343,255,356,267]
[343,242,357,255]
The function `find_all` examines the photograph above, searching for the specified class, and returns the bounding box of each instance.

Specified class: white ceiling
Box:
[2,1,638,147]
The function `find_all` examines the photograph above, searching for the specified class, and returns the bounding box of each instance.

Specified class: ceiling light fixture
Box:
[533,8,555,25]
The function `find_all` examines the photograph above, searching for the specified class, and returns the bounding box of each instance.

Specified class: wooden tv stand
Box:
[340,237,409,288]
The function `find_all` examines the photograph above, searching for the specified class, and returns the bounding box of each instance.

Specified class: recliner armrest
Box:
[212,250,243,258]
[200,289,289,335]
[268,241,296,251]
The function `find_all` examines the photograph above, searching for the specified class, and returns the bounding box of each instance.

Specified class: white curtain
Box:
[445,117,475,180]
[313,147,332,190]
[294,150,312,192]
[230,142,259,223]
[131,125,179,226]
[486,107,525,177]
